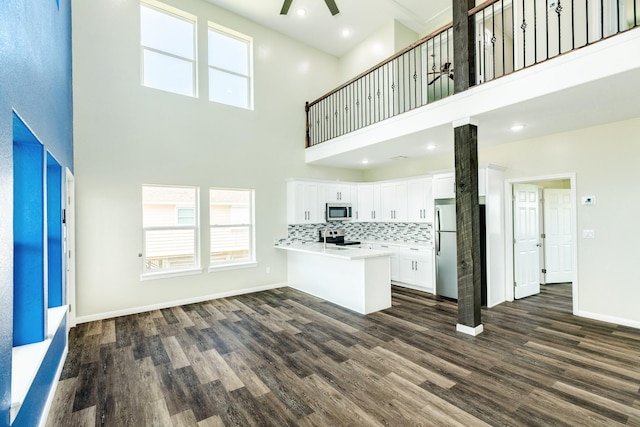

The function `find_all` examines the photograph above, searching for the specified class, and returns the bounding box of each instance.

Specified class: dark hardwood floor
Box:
[46,283,640,426]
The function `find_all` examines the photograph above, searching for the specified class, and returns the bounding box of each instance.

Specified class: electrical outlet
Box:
[266,267,271,274]
[582,229,595,239]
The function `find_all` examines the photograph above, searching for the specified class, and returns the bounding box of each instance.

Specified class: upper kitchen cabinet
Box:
[380,181,408,222]
[356,183,381,222]
[323,183,353,203]
[287,180,323,224]
[407,176,433,223]
[433,172,456,199]
[433,166,497,199]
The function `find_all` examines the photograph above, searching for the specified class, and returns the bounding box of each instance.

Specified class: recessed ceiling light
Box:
[426,144,437,151]
[296,8,306,16]
[510,124,525,132]
[342,29,351,37]
[361,159,369,164]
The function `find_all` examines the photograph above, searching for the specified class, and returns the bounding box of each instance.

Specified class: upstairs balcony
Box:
[305,0,640,168]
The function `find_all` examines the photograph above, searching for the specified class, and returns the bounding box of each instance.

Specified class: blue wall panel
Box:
[47,153,63,308]
[12,315,67,427]
[13,122,46,346]
[0,0,73,425]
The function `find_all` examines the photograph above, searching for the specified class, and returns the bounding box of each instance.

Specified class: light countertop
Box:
[275,242,393,260]
[362,240,433,248]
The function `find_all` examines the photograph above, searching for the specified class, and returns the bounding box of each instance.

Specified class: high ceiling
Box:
[204,0,452,57]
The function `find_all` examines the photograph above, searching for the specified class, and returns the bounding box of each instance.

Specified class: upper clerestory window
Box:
[208,23,253,110]
[140,0,197,97]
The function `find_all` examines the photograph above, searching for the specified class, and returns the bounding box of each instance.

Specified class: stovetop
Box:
[335,240,361,246]
[318,229,360,246]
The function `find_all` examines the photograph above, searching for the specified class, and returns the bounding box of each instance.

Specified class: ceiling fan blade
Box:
[428,75,442,86]
[280,0,293,15]
[324,0,340,15]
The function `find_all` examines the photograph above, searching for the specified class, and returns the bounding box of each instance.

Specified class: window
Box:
[208,24,253,109]
[210,188,255,268]
[140,1,196,97]
[142,185,199,276]
[176,207,195,225]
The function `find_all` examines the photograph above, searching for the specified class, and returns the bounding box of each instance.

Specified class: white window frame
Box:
[140,0,198,97]
[209,187,256,271]
[141,185,201,280]
[208,22,254,110]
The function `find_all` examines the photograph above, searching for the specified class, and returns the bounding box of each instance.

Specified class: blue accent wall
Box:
[0,0,73,425]
[13,120,46,347]
[12,315,67,427]
[47,153,64,308]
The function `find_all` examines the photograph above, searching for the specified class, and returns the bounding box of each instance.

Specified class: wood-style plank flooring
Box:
[46,284,640,426]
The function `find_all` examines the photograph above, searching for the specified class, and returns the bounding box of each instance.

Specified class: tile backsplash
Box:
[284,222,432,244]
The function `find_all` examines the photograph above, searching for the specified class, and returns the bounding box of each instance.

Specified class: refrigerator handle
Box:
[435,208,441,255]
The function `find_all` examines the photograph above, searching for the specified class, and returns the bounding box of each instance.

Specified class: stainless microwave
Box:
[326,203,352,221]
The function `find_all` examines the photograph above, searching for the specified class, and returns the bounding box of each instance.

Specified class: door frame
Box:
[504,173,578,314]
[65,168,76,328]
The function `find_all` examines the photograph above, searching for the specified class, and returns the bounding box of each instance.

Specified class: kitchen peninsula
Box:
[276,243,393,314]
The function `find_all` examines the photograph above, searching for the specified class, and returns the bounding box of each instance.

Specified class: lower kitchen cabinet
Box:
[398,247,433,292]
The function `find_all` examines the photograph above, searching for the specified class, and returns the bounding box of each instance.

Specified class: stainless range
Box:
[318,229,361,246]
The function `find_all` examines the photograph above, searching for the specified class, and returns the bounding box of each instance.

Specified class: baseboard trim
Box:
[75,282,288,324]
[456,323,484,336]
[576,309,640,330]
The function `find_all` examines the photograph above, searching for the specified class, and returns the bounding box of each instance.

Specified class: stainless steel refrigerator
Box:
[435,200,458,299]
[435,199,487,303]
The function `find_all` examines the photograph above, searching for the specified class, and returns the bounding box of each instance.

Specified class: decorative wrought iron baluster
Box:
[491,4,497,82]
[557,0,563,55]
[521,0,527,68]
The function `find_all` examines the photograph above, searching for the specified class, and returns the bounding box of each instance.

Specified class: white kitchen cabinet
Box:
[356,183,381,222]
[434,169,487,199]
[380,181,408,222]
[371,244,400,281]
[478,168,487,197]
[407,177,433,223]
[433,173,455,199]
[324,183,352,203]
[398,246,434,292]
[287,181,323,224]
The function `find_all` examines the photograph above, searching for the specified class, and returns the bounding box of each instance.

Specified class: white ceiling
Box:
[204,0,451,57]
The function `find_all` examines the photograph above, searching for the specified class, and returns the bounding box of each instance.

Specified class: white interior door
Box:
[543,189,573,283]
[513,184,541,299]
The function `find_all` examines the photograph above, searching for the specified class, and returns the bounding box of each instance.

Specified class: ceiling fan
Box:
[280,0,340,16]
[427,62,454,86]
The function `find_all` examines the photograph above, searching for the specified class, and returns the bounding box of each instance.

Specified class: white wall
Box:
[338,20,418,82]
[72,0,363,320]
[364,117,640,327]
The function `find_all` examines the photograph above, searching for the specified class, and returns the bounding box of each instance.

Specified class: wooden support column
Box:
[453,0,482,335]
[454,119,482,336]
[453,0,475,93]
